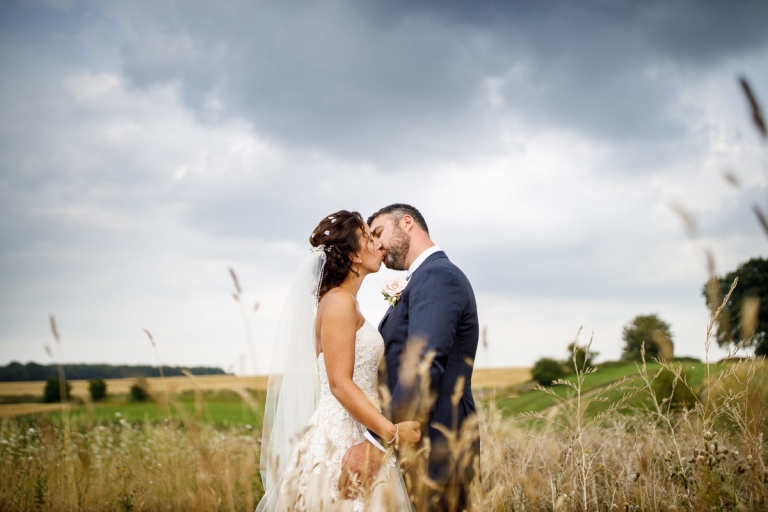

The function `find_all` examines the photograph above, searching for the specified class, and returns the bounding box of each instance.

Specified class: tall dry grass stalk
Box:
[0,417,261,511]
[143,329,172,419]
[229,267,260,375]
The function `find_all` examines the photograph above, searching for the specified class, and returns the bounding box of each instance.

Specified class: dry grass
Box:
[2,354,765,511]
[0,417,261,511]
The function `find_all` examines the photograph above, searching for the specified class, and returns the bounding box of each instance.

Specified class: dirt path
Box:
[543,385,608,421]
[0,403,72,418]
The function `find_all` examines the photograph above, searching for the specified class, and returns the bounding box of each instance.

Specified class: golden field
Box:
[0,367,528,398]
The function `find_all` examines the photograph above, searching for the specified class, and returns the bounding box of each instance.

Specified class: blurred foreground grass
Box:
[1,357,765,510]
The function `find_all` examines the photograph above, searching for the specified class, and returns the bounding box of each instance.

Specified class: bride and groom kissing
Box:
[257,204,480,512]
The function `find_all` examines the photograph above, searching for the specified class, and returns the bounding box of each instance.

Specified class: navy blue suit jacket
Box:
[378,251,479,449]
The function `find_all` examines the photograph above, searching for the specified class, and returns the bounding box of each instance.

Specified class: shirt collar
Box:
[406,245,441,279]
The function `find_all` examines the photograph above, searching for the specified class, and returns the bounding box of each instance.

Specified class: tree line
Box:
[0,362,227,382]
[42,376,145,403]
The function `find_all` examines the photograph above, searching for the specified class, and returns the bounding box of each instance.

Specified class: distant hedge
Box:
[0,362,228,382]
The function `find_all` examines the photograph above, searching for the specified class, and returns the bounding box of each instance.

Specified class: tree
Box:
[531,358,566,386]
[705,257,768,356]
[652,366,697,410]
[43,377,71,403]
[129,378,150,402]
[622,314,674,362]
[88,378,107,401]
[566,342,599,373]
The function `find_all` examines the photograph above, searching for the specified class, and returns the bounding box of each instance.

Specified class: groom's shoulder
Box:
[421,253,471,286]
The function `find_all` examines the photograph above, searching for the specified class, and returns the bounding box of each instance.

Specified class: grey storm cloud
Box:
[1,0,767,367]
[114,0,768,165]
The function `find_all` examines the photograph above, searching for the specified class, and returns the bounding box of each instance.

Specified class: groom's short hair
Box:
[367,203,429,235]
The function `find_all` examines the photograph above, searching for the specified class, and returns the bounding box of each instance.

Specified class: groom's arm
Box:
[391,265,465,421]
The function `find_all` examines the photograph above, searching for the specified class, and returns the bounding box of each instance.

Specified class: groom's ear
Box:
[400,214,415,233]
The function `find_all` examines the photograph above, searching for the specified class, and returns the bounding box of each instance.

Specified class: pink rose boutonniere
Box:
[382,276,408,307]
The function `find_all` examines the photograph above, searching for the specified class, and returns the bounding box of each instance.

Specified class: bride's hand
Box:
[394,421,421,449]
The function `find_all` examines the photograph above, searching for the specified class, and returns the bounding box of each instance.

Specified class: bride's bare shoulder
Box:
[318,288,357,319]
[318,288,357,313]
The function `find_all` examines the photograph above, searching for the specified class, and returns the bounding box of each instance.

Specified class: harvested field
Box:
[0,374,269,398]
[0,368,529,401]
[470,367,530,389]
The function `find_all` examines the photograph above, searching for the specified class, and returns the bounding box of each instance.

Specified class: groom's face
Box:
[370,214,410,271]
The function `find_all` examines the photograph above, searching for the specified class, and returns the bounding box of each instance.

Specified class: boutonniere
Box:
[382,276,408,307]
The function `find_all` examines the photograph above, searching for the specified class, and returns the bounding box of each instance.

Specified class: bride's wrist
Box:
[383,422,397,444]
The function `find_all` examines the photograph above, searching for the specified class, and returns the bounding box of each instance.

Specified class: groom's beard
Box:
[384,227,410,270]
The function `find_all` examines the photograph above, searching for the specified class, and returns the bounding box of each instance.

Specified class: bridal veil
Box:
[256,248,326,512]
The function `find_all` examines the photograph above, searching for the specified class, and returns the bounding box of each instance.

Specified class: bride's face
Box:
[353,225,384,274]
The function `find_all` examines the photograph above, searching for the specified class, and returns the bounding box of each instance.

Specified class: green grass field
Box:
[495,361,713,418]
[14,390,267,428]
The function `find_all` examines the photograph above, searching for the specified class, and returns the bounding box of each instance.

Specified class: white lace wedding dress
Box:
[273,321,412,511]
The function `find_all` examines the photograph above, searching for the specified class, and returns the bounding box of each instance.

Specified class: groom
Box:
[342,204,480,511]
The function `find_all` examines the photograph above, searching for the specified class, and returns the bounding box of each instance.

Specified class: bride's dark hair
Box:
[310,210,367,299]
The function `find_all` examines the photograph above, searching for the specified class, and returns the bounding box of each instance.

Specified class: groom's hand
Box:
[338,441,386,499]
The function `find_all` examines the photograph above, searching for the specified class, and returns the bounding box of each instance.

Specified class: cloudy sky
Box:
[1,0,767,374]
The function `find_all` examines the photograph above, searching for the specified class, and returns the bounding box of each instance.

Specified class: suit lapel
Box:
[378,305,394,331]
[378,251,448,333]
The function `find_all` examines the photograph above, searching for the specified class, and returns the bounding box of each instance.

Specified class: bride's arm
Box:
[319,292,398,443]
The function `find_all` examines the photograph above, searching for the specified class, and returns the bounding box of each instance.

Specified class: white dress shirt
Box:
[406,245,441,280]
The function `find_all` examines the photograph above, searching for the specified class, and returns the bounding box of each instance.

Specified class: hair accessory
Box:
[328,216,335,220]
[310,244,332,254]
[311,233,315,238]
[331,219,336,223]
[324,230,330,236]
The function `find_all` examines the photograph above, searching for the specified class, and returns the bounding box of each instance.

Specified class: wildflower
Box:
[115,412,122,417]
[584,448,591,453]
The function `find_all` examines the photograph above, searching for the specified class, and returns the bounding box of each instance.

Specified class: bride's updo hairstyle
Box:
[310,210,367,299]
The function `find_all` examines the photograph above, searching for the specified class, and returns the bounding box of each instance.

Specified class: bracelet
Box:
[386,424,399,444]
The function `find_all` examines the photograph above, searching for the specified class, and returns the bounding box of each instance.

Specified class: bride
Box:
[256,210,420,511]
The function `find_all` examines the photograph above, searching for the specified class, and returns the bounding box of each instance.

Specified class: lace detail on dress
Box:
[275,321,402,511]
